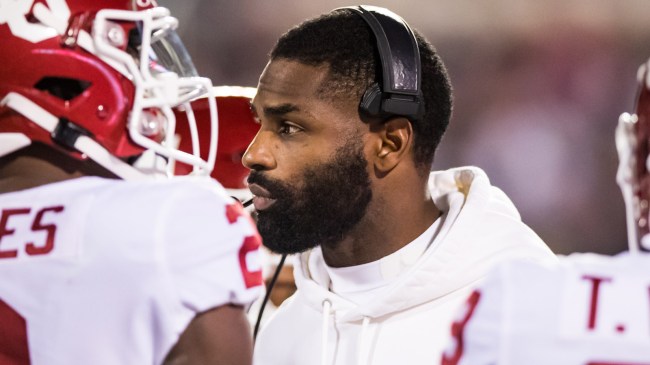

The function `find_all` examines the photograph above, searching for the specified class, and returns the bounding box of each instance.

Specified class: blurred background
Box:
[160,0,650,255]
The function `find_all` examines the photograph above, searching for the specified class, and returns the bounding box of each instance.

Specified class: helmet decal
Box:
[0,0,70,43]
[134,0,157,10]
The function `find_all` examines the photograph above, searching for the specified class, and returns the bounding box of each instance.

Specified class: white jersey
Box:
[0,176,263,365]
[442,252,650,365]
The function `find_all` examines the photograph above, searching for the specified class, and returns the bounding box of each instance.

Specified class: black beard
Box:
[248,139,372,254]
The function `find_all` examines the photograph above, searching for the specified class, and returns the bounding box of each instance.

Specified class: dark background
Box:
[160,0,650,255]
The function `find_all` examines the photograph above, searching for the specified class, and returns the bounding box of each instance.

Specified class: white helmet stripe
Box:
[1,92,147,181]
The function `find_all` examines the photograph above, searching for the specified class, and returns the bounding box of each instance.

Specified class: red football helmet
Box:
[0,0,217,179]
[174,86,259,201]
[616,58,650,253]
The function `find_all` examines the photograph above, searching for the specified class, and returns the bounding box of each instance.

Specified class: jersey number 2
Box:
[0,300,30,364]
[226,203,263,289]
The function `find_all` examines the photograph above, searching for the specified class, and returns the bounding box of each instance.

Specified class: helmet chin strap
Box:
[131,149,169,177]
[1,92,151,181]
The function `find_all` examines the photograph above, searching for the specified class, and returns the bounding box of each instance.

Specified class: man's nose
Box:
[242,131,277,171]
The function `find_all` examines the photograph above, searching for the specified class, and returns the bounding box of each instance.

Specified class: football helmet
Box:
[174,86,259,201]
[616,57,650,253]
[0,0,217,179]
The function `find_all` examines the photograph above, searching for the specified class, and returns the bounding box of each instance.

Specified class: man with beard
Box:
[249,136,371,255]
[243,6,557,365]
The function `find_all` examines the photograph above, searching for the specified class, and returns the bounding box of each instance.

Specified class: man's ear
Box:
[373,117,413,174]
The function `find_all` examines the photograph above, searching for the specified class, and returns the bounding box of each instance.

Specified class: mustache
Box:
[247,171,293,198]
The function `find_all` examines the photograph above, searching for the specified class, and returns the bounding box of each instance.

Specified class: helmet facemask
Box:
[93,7,217,177]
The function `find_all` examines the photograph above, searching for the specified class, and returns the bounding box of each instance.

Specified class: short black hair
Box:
[270,8,453,169]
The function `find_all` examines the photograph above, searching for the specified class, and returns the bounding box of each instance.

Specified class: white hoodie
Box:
[253,167,557,365]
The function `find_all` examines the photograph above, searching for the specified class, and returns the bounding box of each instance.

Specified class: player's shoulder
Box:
[110,175,231,200]
[560,251,650,277]
[119,176,250,226]
[86,175,237,211]
[33,176,243,223]
[475,256,563,300]
[487,252,616,277]
[165,176,232,202]
[482,256,560,284]
[481,251,650,294]
[154,176,245,218]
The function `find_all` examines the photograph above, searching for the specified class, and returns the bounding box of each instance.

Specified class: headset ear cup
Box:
[359,83,383,116]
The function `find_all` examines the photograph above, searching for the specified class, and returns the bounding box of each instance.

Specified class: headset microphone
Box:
[242,198,254,208]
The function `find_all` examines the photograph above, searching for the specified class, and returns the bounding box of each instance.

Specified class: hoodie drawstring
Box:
[356,316,371,365]
[321,302,374,365]
[321,299,332,365]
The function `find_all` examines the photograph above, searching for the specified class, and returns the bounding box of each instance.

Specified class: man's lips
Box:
[248,183,277,211]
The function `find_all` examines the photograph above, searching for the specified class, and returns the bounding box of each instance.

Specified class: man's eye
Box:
[279,123,301,135]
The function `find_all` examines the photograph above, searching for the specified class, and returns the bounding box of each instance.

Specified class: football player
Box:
[0,1,262,364]
[441,58,650,365]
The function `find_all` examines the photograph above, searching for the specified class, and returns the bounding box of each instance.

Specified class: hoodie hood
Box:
[292,166,555,322]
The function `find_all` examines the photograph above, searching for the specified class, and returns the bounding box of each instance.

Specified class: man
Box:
[243,6,556,364]
[0,1,262,364]
[441,59,650,365]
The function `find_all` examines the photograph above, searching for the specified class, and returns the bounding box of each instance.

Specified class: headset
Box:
[340,5,423,121]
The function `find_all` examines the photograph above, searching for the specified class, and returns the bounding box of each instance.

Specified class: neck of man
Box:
[320,174,439,268]
[0,145,115,194]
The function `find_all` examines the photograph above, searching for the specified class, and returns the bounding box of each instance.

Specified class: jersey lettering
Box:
[560,269,650,344]
[26,206,64,255]
[0,208,30,259]
[582,275,613,330]
[0,206,64,259]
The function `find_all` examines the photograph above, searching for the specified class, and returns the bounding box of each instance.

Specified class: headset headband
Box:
[338,5,423,120]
